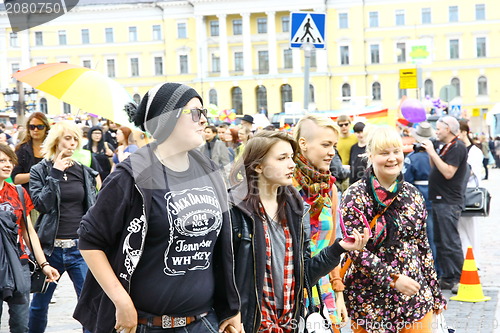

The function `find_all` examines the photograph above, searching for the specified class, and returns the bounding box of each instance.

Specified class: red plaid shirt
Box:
[259,215,295,333]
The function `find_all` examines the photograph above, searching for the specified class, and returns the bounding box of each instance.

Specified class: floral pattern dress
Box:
[340,179,446,333]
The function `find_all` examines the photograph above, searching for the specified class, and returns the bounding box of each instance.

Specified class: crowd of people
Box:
[0,80,495,333]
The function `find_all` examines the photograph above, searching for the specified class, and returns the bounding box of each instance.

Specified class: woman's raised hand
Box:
[339,228,370,251]
[53,150,74,172]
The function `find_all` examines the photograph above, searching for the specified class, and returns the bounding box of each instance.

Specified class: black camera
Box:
[413,138,438,152]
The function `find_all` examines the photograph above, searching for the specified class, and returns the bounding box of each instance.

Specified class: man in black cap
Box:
[240,114,254,132]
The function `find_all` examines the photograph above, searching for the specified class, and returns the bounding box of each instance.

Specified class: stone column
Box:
[242,12,252,76]
[217,14,229,77]
[266,11,277,75]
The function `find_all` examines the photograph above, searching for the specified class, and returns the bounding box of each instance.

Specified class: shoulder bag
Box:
[462,175,491,217]
[16,185,50,294]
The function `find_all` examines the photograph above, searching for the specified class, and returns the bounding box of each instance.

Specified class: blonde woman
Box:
[292,115,347,328]
[28,121,99,333]
[340,126,445,333]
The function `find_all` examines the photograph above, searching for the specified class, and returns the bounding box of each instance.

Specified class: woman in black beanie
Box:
[74,83,242,333]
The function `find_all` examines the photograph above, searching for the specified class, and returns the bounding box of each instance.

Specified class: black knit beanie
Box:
[126,83,202,143]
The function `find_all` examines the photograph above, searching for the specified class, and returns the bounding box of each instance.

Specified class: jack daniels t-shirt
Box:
[130,154,223,316]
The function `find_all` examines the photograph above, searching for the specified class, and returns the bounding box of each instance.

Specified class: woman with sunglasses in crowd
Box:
[83,126,115,181]
[28,121,100,333]
[339,126,446,333]
[228,130,369,333]
[74,83,241,333]
[12,112,51,195]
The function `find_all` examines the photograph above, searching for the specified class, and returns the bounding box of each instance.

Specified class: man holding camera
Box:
[421,116,468,291]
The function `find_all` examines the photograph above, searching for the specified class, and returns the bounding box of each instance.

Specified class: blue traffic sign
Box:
[290,12,326,49]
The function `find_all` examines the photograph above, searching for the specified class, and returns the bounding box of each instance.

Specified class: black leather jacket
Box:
[30,159,98,256]
[228,184,346,333]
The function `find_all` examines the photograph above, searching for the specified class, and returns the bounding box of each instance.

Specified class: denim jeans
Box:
[136,310,219,333]
[0,263,30,333]
[432,202,464,284]
[28,243,90,333]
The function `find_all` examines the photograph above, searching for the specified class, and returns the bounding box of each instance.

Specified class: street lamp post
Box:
[2,80,38,126]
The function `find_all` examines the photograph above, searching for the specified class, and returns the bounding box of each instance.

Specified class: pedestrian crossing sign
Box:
[290,12,326,49]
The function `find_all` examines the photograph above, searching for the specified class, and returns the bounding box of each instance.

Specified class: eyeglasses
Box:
[28,124,46,131]
[338,123,350,127]
[178,108,208,122]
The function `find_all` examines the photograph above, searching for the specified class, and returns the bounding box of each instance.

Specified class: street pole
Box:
[303,42,313,112]
[16,80,26,126]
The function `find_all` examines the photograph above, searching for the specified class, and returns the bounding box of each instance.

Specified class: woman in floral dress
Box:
[340,126,446,333]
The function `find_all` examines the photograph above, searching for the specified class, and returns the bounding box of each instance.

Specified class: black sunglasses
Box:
[338,123,350,127]
[178,108,208,122]
[29,124,46,130]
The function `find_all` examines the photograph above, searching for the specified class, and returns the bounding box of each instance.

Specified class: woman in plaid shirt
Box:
[229,131,368,333]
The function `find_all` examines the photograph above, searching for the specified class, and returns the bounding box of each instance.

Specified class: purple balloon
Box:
[401,98,426,123]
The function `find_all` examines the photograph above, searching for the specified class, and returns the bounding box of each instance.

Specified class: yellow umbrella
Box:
[12,63,135,126]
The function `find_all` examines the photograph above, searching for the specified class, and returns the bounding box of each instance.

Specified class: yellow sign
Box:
[472,108,480,117]
[399,69,418,89]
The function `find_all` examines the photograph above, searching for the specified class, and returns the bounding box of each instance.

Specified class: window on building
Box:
[179,55,188,74]
[478,76,487,95]
[133,94,141,105]
[153,25,162,40]
[130,58,139,77]
[309,84,315,103]
[233,19,242,35]
[282,16,290,32]
[234,52,243,71]
[451,77,461,96]
[280,84,292,113]
[339,13,348,29]
[11,63,19,76]
[107,59,116,77]
[212,54,220,73]
[105,28,114,43]
[81,29,90,44]
[177,23,187,39]
[154,57,163,75]
[476,37,486,57]
[449,6,458,22]
[58,30,67,45]
[476,4,485,20]
[424,79,433,97]
[395,10,405,26]
[39,98,48,114]
[340,46,349,65]
[421,8,431,24]
[342,83,351,102]
[397,42,406,63]
[370,44,380,64]
[210,20,219,37]
[398,83,407,99]
[63,102,71,114]
[369,11,379,27]
[449,39,459,59]
[35,31,43,46]
[310,48,317,68]
[10,33,18,47]
[284,49,293,69]
[231,87,243,115]
[129,27,137,42]
[209,89,218,105]
[258,50,269,74]
[256,85,267,112]
[257,18,267,34]
[82,60,91,68]
[372,82,381,100]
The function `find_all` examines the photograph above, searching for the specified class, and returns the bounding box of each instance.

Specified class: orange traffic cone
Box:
[450,246,491,302]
